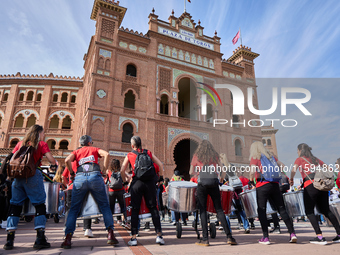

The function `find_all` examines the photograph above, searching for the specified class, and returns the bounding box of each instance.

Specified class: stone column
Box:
[156,97,160,114]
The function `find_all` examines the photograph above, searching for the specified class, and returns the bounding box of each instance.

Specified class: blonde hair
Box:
[22,125,43,149]
[249,141,270,160]
[53,165,64,183]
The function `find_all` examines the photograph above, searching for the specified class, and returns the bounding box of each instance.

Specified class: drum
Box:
[283,191,304,217]
[283,190,320,217]
[124,193,151,220]
[239,189,277,218]
[206,185,233,215]
[168,181,197,213]
[78,186,109,218]
[22,182,60,215]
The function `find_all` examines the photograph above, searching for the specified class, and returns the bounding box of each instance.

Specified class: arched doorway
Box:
[173,139,199,180]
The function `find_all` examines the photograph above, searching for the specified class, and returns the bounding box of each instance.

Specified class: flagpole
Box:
[239,27,242,46]
[184,0,186,12]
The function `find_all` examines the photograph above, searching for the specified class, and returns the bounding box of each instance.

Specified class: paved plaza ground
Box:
[0,215,339,255]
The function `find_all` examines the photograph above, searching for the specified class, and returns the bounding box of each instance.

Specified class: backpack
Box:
[133,150,156,181]
[301,157,334,191]
[8,146,37,179]
[259,154,282,182]
[108,171,123,190]
[198,164,219,187]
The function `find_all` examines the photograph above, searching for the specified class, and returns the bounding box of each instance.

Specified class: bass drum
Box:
[168,181,197,213]
[240,189,277,218]
[124,193,152,220]
[206,185,233,215]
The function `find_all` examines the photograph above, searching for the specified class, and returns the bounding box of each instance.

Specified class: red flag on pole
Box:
[188,0,191,2]
[232,30,240,45]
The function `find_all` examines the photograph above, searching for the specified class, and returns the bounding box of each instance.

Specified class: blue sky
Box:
[1,0,339,168]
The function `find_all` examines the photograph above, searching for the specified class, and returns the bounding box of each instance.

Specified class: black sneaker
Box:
[332,235,340,243]
[270,227,281,234]
[250,223,255,230]
[227,236,237,245]
[310,236,327,245]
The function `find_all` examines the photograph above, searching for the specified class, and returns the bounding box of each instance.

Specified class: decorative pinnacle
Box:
[172,9,174,15]
[152,8,155,14]
[215,30,217,36]
[198,19,201,25]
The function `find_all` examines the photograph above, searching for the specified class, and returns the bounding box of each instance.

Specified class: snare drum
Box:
[124,193,151,220]
[240,189,277,218]
[22,182,60,216]
[207,185,233,215]
[283,190,320,217]
[168,181,197,213]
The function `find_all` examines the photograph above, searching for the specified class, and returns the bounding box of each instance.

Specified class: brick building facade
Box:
[0,0,266,179]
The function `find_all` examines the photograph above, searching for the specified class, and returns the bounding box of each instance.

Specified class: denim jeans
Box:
[7,170,46,230]
[65,171,113,235]
[233,197,249,230]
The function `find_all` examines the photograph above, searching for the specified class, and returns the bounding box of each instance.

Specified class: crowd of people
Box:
[0,124,340,250]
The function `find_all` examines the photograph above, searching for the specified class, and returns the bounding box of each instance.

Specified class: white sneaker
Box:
[156,236,165,245]
[128,238,138,246]
[84,229,93,238]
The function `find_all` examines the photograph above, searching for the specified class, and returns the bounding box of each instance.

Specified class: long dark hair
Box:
[194,140,219,165]
[110,159,120,172]
[22,125,43,149]
[298,143,319,165]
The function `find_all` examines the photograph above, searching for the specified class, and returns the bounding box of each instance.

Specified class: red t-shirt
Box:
[294,157,325,188]
[127,149,153,178]
[13,141,50,166]
[190,176,198,183]
[72,146,101,168]
[106,170,124,192]
[239,176,249,187]
[62,161,77,190]
[249,156,279,188]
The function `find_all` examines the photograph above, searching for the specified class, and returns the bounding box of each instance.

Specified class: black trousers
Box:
[256,182,294,237]
[109,190,126,221]
[304,184,340,235]
[196,183,232,240]
[130,179,162,235]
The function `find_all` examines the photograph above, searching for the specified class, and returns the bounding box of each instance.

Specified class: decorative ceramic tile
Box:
[119,41,128,48]
[236,75,241,80]
[139,47,147,53]
[97,70,103,74]
[223,71,229,77]
[165,46,171,56]
[179,50,184,60]
[118,116,139,132]
[104,71,110,76]
[185,52,190,62]
[48,110,74,120]
[92,116,105,122]
[197,56,202,65]
[96,89,106,98]
[129,44,137,51]
[172,19,176,27]
[172,68,203,87]
[203,57,208,67]
[191,54,196,64]
[101,38,113,43]
[209,59,214,69]
[158,44,164,55]
[172,48,177,58]
[168,127,209,146]
[230,73,235,78]
[99,49,112,58]
[14,109,39,118]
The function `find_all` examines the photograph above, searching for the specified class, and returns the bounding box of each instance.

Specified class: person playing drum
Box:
[4,125,58,250]
[189,140,237,246]
[120,136,165,246]
[61,135,118,249]
[290,143,340,244]
[249,141,297,245]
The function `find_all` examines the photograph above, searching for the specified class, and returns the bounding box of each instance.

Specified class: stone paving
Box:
[0,216,339,255]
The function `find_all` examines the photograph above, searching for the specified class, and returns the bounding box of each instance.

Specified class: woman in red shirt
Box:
[249,141,296,245]
[4,125,58,250]
[290,143,340,244]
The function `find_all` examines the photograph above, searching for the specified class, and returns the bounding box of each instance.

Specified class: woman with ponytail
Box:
[290,143,340,245]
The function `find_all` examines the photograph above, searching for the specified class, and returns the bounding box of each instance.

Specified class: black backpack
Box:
[279,174,290,193]
[108,172,123,190]
[133,150,156,181]
[198,164,219,187]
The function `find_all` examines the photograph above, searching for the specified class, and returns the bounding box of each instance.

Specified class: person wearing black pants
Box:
[249,141,297,245]
[120,136,164,246]
[190,140,237,246]
[291,143,340,245]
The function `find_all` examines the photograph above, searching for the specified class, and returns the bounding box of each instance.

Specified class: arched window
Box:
[53,94,58,102]
[10,139,19,148]
[47,139,56,150]
[59,140,69,150]
[98,57,104,69]
[49,115,59,129]
[105,59,110,70]
[232,115,240,127]
[26,115,36,128]
[36,93,42,101]
[27,91,34,101]
[61,92,68,102]
[126,64,137,77]
[0,116,2,126]
[124,90,135,109]
[122,123,133,143]
[235,139,242,156]
[3,93,8,102]
[160,94,169,115]
[262,139,266,145]
[14,114,24,128]
[267,139,272,146]
[71,95,76,103]
[206,104,213,123]
[19,93,24,101]
[62,116,72,129]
